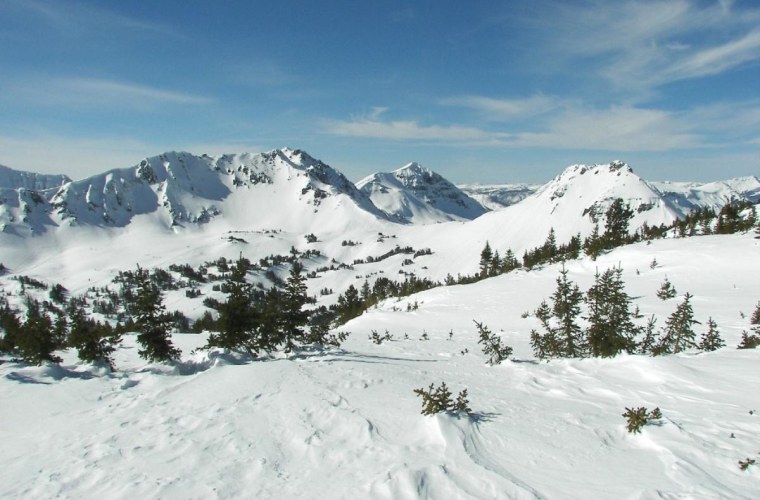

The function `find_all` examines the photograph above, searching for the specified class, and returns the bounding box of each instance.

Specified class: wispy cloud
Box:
[4,0,180,38]
[326,98,760,153]
[6,77,214,109]
[529,0,760,95]
[324,112,509,144]
[441,95,562,121]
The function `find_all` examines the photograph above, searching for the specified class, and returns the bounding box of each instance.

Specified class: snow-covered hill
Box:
[1,231,758,499]
[458,183,540,210]
[651,176,760,214]
[357,162,488,224]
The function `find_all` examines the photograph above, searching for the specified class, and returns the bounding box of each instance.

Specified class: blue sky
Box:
[1,0,758,184]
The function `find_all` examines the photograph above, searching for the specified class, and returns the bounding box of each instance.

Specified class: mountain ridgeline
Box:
[0,151,758,240]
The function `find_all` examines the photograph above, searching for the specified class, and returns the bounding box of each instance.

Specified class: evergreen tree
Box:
[475,320,512,365]
[544,228,558,263]
[750,301,760,326]
[583,222,603,260]
[586,267,640,357]
[603,198,634,248]
[282,261,309,351]
[657,292,699,354]
[479,242,493,277]
[205,256,259,356]
[67,305,122,369]
[500,249,521,273]
[638,315,659,354]
[15,299,62,365]
[335,284,363,325]
[133,266,180,362]
[698,317,725,352]
[551,265,585,357]
[530,300,559,359]
[0,297,21,354]
[656,276,678,300]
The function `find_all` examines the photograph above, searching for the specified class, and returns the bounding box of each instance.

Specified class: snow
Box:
[1,152,760,497]
[2,231,760,498]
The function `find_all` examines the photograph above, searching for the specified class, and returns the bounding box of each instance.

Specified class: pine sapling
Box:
[475,320,512,365]
[698,317,725,352]
[414,382,471,416]
[622,406,663,434]
[656,276,677,300]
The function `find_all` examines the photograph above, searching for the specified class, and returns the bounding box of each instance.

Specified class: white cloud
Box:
[441,95,561,121]
[6,77,214,109]
[324,116,509,144]
[531,0,760,94]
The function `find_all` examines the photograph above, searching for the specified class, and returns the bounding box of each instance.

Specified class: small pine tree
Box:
[530,300,559,359]
[622,406,663,434]
[737,330,760,349]
[414,382,471,415]
[551,265,585,357]
[750,301,760,325]
[475,320,512,365]
[67,306,122,370]
[479,242,493,277]
[0,298,22,354]
[282,261,310,351]
[206,256,258,356]
[133,266,180,363]
[586,267,640,357]
[656,277,677,300]
[638,315,659,355]
[697,317,725,352]
[15,299,63,365]
[657,292,699,354]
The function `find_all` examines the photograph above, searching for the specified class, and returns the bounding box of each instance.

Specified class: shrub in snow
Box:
[475,320,512,365]
[622,406,662,434]
[737,331,760,350]
[414,382,471,415]
[369,329,393,344]
[738,458,757,471]
[656,277,677,300]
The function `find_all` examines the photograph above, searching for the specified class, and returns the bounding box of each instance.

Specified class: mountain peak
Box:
[357,162,487,224]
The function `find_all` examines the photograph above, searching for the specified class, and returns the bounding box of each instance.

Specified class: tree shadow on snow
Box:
[5,364,97,384]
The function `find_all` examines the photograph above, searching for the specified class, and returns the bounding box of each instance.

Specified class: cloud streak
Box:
[6,77,214,109]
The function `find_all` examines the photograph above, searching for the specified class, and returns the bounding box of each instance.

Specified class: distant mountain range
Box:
[1,150,758,239]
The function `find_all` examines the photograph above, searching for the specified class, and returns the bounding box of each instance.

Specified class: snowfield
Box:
[2,232,759,499]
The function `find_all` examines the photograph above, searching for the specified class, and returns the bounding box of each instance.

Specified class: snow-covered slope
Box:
[652,176,760,214]
[357,162,488,224]
[0,148,389,236]
[458,183,540,210]
[396,161,684,278]
[0,165,71,236]
[1,232,758,499]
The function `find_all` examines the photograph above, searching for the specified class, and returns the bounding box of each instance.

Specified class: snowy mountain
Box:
[651,176,760,214]
[458,183,540,210]
[356,162,488,224]
[1,148,389,236]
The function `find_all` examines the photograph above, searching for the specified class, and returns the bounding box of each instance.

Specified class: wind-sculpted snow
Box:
[1,234,759,498]
[357,162,488,224]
